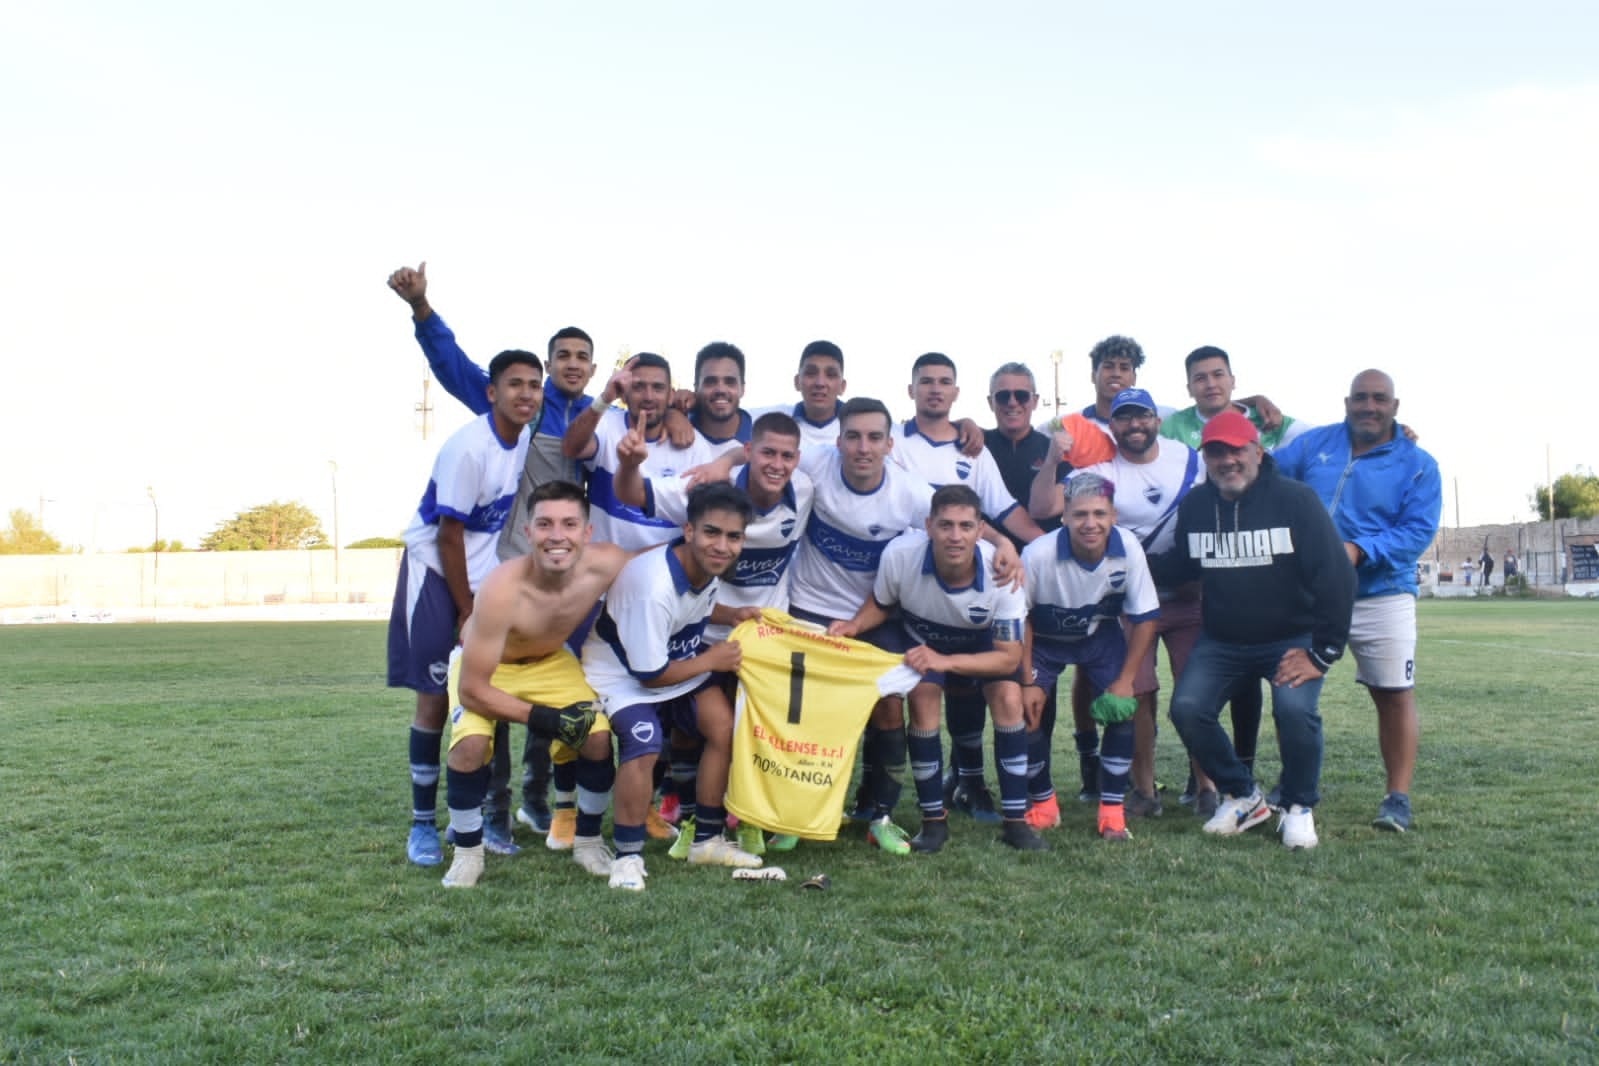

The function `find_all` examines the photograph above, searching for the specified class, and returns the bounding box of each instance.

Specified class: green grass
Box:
[2,601,1597,1064]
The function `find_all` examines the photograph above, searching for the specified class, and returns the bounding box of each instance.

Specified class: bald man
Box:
[1274,370,1442,833]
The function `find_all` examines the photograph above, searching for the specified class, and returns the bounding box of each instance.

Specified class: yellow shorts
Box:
[446,646,609,762]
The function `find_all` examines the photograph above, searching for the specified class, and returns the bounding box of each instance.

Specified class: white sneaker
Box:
[441,843,484,888]
[608,853,647,892]
[1279,804,1319,850]
[687,836,764,868]
[572,835,615,877]
[1201,790,1271,836]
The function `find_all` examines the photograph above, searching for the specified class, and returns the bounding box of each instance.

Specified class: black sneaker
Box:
[910,817,949,853]
[516,794,553,835]
[962,784,1003,825]
[1000,818,1048,851]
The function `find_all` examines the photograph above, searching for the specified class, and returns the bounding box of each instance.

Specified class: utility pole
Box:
[146,486,159,592]
[416,378,434,440]
[329,460,341,601]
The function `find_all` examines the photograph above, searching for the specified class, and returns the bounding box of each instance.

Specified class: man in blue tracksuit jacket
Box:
[1274,369,1442,833]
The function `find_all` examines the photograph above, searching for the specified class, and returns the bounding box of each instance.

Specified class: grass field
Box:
[3,600,1596,1064]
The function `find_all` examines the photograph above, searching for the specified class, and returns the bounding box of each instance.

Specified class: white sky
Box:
[4,2,1596,550]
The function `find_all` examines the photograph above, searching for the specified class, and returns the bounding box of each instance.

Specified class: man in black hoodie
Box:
[1164,410,1355,850]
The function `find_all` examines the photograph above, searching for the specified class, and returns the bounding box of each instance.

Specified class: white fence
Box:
[0,548,402,619]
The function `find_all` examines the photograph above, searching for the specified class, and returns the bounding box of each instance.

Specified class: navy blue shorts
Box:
[386,553,458,693]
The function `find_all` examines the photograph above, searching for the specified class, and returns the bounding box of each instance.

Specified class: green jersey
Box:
[1160,404,1295,451]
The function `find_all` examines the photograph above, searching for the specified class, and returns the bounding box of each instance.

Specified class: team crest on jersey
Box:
[955,459,972,480]
[780,517,796,538]
[428,660,450,687]
[1108,569,1127,591]
[1143,486,1163,506]
[966,604,992,625]
[631,720,657,744]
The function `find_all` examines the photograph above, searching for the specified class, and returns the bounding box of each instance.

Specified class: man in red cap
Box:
[1161,410,1355,851]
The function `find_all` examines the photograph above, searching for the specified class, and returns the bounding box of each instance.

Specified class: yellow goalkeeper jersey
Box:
[726,610,920,840]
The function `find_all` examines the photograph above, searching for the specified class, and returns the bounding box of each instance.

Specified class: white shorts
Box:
[1348,594,1417,690]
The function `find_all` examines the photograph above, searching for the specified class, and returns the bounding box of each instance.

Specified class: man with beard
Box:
[563,353,717,551]
[1167,411,1355,851]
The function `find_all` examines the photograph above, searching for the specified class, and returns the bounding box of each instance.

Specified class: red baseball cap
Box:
[1201,409,1260,448]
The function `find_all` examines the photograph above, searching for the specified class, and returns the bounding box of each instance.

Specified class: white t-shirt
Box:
[583,408,716,551]
[646,466,815,641]
[788,448,934,621]
[873,530,1026,655]
[581,543,719,708]
[402,413,530,589]
[1022,526,1161,644]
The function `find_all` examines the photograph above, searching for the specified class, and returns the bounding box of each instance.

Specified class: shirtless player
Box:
[440,480,626,887]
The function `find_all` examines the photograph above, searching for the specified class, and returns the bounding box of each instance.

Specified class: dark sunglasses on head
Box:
[991,389,1033,406]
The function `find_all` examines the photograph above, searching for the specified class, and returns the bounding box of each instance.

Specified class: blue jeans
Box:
[1169,634,1324,808]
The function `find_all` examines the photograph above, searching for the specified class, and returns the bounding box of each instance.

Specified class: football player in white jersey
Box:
[615,412,812,642]
[832,485,1045,852]
[1052,388,1211,818]
[581,481,764,890]
[1022,473,1160,841]
[783,398,1021,855]
[613,411,813,854]
[891,352,1046,824]
[387,349,542,868]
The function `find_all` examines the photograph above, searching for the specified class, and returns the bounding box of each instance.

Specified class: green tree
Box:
[0,509,65,554]
[347,536,404,549]
[1530,468,1599,520]
[200,500,328,551]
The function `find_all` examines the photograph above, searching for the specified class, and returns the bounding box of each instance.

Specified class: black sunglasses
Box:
[991,389,1033,406]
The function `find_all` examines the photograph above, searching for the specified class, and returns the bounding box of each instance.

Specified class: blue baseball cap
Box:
[1110,387,1157,416]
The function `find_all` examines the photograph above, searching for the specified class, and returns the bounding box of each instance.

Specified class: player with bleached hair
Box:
[1021,473,1160,841]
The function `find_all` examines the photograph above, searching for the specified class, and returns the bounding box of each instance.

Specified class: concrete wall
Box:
[0,548,403,611]
[1427,516,1599,587]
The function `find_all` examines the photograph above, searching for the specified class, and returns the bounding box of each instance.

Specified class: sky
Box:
[4,2,1596,551]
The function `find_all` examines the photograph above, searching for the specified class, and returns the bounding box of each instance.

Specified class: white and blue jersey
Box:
[873,531,1026,655]
[753,401,843,450]
[1023,526,1161,646]
[890,421,1023,527]
[644,465,814,641]
[401,413,530,589]
[1074,443,1203,562]
[581,542,719,708]
[584,408,716,551]
[789,448,935,621]
[689,407,754,449]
